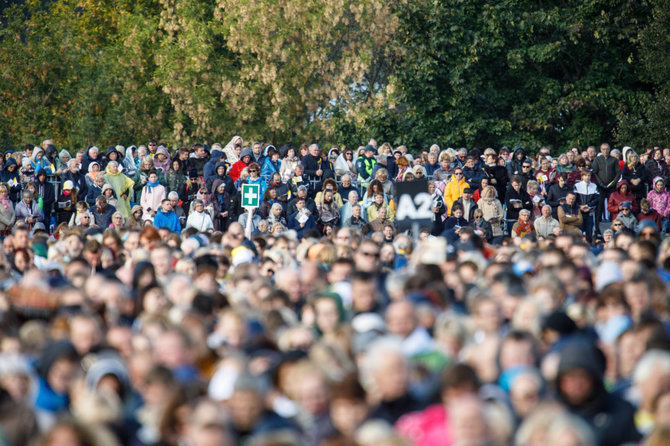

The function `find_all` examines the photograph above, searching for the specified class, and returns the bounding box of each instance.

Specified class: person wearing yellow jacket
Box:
[444,168,470,215]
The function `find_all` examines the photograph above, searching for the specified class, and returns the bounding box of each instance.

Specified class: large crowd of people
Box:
[0,137,669,446]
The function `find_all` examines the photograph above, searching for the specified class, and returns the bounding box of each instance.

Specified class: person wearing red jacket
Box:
[228,147,253,182]
[608,180,638,221]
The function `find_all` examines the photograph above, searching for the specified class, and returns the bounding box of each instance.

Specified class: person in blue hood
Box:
[555,339,640,446]
[32,340,80,431]
[203,149,225,183]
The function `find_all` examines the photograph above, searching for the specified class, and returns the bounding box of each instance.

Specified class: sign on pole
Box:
[241,183,261,208]
[395,179,432,231]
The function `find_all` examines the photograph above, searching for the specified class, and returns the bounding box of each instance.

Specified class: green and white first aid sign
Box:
[241,183,261,208]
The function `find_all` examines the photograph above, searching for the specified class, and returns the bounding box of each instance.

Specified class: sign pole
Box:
[245,207,253,239]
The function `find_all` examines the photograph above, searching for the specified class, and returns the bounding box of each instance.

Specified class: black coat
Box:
[504,186,532,220]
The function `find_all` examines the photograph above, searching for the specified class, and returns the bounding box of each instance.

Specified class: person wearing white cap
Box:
[55,180,77,225]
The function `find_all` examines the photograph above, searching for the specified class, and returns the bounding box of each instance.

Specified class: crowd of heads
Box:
[0,138,669,445]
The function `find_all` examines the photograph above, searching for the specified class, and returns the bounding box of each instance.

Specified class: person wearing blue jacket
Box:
[203,149,225,184]
[261,146,281,184]
[287,196,317,239]
[153,199,182,233]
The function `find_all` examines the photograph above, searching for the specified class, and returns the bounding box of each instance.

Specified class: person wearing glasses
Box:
[469,209,493,242]
[505,176,533,234]
[507,146,530,178]
[444,168,470,216]
[614,202,637,232]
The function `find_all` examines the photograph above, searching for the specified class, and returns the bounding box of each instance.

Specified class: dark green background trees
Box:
[0,0,667,153]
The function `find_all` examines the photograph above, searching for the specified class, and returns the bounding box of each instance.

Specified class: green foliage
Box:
[0,0,667,152]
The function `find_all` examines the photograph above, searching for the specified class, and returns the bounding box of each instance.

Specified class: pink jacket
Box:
[140,184,166,214]
[647,189,670,218]
[395,404,452,446]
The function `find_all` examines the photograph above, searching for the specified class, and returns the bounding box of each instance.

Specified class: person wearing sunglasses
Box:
[444,169,470,216]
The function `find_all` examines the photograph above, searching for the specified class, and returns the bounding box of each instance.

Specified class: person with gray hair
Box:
[186,199,214,232]
[632,349,670,435]
[534,204,561,238]
[360,336,423,423]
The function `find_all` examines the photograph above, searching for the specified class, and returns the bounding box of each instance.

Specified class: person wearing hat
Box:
[228,147,254,183]
[607,180,638,221]
[453,187,478,222]
[555,339,640,446]
[356,145,377,189]
[104,161,134,219]
[615,201,637,232]
[646,177,670,234]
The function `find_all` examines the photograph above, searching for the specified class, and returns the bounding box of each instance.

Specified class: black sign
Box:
[395,179,433,231]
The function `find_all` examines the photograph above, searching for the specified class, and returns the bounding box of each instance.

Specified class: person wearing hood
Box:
[647,176,670,229]
[54,149,71,176]
[507,146,528,178]
[0,183,16,235]
[35,169,55,225]
[30,147,54,174]
[212,180,235,231]
[186,199,214,232]
[103,145,124,170]
[84,161,102,191]
[222,135,243,165]
[104,161,134,219]
[203,147,225,183]
[0,158,22,202]
[122,145,138,177]
[153,145,171,175]
[607,180,638,221]
[555,340,640,446]
[206,161,234,197]
[32,340,80,431]
[80,145,101,173]
[229,147,253,183]
[261,146,281,184]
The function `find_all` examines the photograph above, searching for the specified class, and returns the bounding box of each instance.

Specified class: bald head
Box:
[385,300,417,339]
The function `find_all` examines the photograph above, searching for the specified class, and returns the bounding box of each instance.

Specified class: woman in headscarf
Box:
[104,161,134,219]
[0,183,16,235]
[123,145,139,177]
[85,161,101,190]
[55,150,71,175]
[222,135,243,165]
[153,145,171,175]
